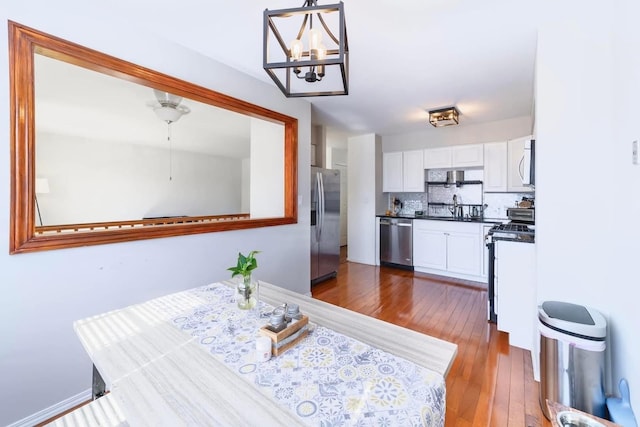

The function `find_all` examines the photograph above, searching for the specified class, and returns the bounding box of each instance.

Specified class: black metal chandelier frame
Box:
[263,0,349,97]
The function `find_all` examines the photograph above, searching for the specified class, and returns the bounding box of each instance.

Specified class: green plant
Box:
[227,250,260,280]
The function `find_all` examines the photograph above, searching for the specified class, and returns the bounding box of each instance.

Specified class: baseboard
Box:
[7,388,92,427]
[413,266,487,287]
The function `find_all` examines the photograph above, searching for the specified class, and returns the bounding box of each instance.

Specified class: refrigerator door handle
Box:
[317,172,325,241]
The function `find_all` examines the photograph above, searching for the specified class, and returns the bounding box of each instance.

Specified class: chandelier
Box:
[263,0,349,97]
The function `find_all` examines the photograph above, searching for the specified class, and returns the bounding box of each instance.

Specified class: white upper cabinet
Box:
[402,150,425,192]
[451,144,484,167]
[507,136,534,193]
[424,144,483,169]
[382,150,424,192]
[483,142,508,192]
[482,137,534,193]
[423,147,452,169]
[382,152,403,192]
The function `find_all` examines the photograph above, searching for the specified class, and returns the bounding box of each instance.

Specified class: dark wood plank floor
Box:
[311,247,551,427]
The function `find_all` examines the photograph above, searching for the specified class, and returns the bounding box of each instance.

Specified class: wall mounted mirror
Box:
[9,21,298,254]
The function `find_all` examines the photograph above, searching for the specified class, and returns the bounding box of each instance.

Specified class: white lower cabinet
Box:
[495,240,536,351]
[413,226,447,270]
[446,232,481,275]
[413,220,483,281]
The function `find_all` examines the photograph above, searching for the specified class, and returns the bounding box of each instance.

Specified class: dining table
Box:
[64,280,457,426]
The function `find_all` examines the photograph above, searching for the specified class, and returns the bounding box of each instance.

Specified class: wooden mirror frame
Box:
[9,21,298,254]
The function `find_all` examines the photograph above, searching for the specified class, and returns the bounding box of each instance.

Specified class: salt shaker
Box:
[267,312,287,332]
[286,303,302,323]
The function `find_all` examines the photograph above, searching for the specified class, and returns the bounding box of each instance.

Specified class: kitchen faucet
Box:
[450,194,464,218]
[450,194,461,218]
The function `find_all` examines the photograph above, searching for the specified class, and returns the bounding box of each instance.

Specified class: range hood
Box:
[446,170,464,186]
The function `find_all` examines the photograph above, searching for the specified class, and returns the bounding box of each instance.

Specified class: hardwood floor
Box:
[312,248,551,427]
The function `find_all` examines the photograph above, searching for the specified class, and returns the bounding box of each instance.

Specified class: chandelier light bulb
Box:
[308,28,322,50]
[317,42,327,60]
[316,43,327,77]
[290,39,304,61]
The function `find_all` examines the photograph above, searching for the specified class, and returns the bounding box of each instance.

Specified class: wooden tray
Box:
[259,315,309,356]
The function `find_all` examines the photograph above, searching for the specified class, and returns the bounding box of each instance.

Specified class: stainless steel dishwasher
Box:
[379,217,413,269]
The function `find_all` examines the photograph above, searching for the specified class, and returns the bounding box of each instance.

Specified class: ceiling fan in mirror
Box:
[147,90,191,180]
[149,90,190,123]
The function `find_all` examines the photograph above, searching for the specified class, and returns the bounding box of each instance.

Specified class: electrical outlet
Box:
[633,140,638,165]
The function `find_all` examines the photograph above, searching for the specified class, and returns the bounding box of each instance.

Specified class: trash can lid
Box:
[539,301,607,340]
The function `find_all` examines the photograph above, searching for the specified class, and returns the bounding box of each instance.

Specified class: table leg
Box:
[92,364,106,400]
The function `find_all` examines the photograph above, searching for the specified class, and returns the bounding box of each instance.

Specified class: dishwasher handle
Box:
[380,218,412,227]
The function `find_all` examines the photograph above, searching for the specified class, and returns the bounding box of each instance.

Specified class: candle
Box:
[256,336,272,362]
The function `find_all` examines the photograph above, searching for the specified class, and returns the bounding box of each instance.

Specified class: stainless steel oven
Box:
[485,208,535,322]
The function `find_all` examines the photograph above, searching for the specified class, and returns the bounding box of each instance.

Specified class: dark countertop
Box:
[376,213,503,225]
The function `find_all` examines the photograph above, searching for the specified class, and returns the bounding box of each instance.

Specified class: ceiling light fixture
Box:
[151,90,190,123]
[428,107,460,127]
[263,0,349,97]
[149,90,191,181]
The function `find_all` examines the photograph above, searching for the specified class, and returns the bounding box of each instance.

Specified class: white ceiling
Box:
[41,0,541,137]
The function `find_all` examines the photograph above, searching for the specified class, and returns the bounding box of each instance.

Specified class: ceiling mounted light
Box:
[429,107,460,127]
[150,89,190,124]
[263,0,349,97]
[148,90,191,181]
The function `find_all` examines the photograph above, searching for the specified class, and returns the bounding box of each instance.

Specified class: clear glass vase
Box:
[236,275,258,310]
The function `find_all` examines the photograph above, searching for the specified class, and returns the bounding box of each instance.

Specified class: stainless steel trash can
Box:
[538,301,607,420]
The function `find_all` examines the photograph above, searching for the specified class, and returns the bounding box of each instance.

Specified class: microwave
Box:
[507,207,535,224]
[522,139,535,186]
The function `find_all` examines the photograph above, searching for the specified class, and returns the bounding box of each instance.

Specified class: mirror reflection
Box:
[35,54,283,226]
[9,21,297,254]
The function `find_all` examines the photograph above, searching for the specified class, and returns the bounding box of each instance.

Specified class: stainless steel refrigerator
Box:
[311,167,341,285]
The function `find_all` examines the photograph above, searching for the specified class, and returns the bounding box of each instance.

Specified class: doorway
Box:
[331,147,348,247]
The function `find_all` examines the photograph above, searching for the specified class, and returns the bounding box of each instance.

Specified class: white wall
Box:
[325,126,349,167]
[536,0,639,415]
[613,0,640,413]
[250,118,284,218]
[347,134,384,264]
[37,133,244,224]
[0,5,311,426]
[241,157,250,213]
[382,115,532,151]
